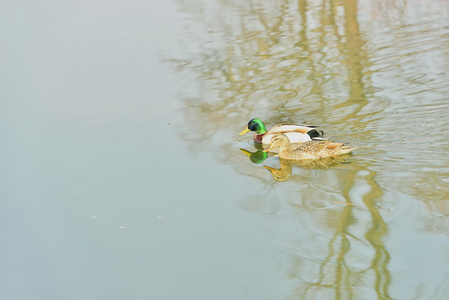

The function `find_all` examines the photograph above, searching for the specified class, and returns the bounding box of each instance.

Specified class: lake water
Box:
[1,0,449,299]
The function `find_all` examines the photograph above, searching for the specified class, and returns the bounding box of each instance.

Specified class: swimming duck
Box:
[239,118,325,144]
[263,133,356,160]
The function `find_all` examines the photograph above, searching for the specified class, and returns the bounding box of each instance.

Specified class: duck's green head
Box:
[239,118,267,135]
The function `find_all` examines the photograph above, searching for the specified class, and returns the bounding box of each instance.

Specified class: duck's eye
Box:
[248,122,260,131]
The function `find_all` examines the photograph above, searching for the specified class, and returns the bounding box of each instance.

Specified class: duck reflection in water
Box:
[264,156,352,182]
[240,148,270,164]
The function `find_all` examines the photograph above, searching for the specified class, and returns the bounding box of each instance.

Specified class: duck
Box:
[239,118,325,144]
[263,133,356,160]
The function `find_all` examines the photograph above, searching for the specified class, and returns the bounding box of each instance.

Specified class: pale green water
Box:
[1,0,449,299]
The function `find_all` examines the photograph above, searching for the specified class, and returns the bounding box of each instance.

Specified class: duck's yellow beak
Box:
[240,149,252,157]
[264,166,276,172]
[239,127,250,136]
[263,144,275,153]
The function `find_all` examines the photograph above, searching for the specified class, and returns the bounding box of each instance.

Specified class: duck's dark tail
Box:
[308,129,327,140]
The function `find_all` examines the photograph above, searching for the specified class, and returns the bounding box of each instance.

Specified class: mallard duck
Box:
[263,133,356,160]
[239,118,325,144]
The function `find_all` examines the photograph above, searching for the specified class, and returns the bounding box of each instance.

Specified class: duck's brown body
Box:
[264,133,356,160]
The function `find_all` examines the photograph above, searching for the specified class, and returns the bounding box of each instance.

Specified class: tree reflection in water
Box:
[170,0,449,298]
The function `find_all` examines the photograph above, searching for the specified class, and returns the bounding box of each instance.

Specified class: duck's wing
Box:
[268,124,326,140]
[290,141,328,154]
[262,132,312,144]
[322,141,345,150]
[263,124,321,144]
[320,141,357,155]
[266,124,318,135]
